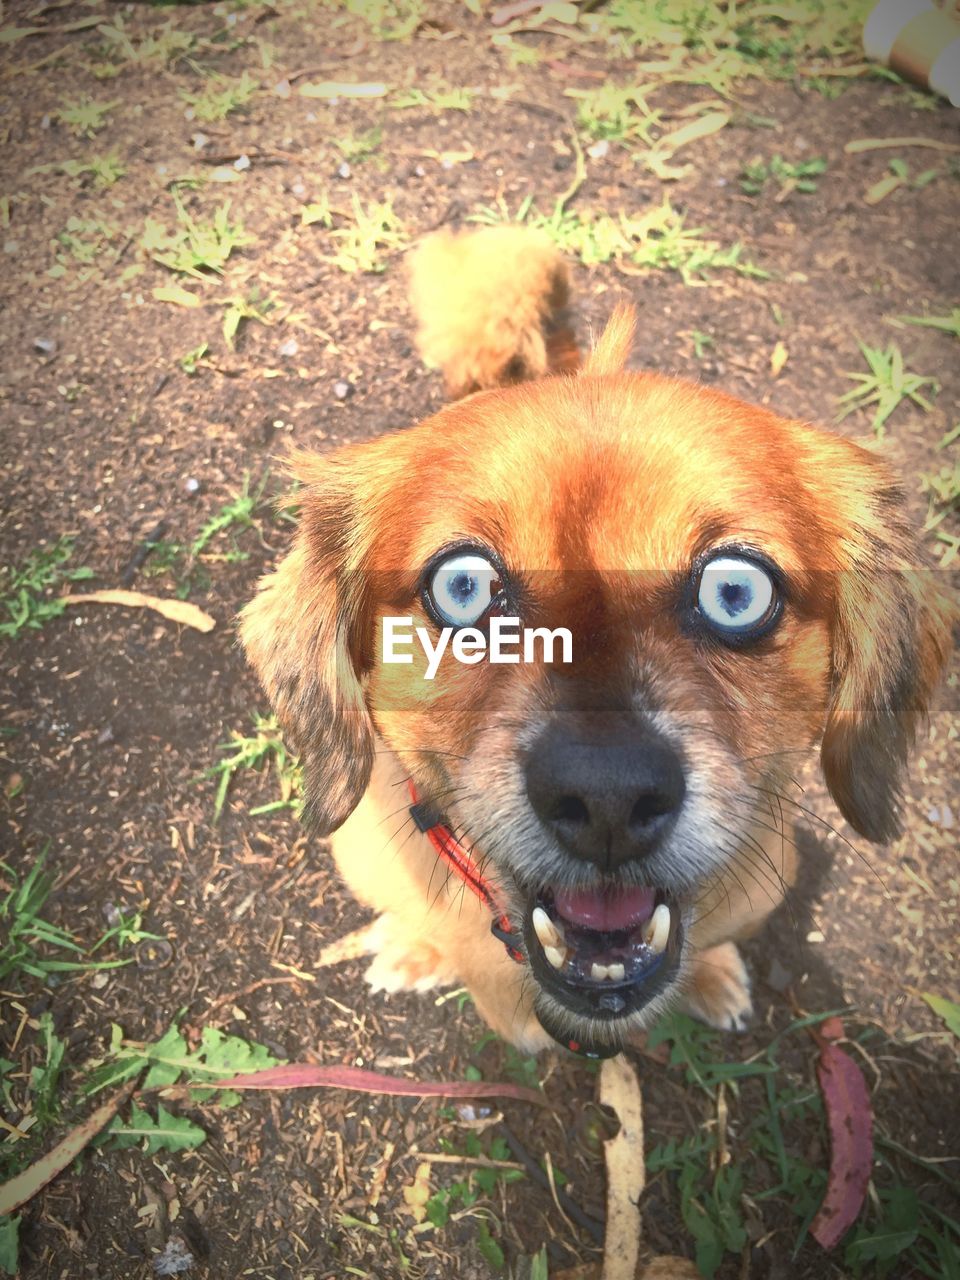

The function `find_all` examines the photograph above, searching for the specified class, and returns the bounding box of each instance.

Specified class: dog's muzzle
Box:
[520,721,687,1055]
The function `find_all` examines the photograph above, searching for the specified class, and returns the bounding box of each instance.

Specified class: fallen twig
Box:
[62,590,215,632]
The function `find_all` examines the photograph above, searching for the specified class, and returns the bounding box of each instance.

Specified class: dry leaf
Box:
[638,1259,701,1278]
[402,1161,433,1221]
[152,285,203,308]
[845,136,960,154]
[367,1140,395,1208]
[298,81,387,99]
[62,591,216,632]
[599,1054,645,1280]
[810,1020,873,1250]
[864,174,905,205]
[770,340,788,377]
[653,111,730,158]
[202,1061,549,1108]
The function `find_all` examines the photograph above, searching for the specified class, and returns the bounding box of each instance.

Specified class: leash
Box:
[407,780,523,964]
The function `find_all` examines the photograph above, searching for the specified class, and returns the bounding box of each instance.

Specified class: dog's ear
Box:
[241,454,373,836]
[817,444,953,841]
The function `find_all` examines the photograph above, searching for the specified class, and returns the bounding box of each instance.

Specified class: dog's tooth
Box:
[590,962,610,981]
[532,906,562,950]
[645,902,671,954]
[607,962,625,982]
[544,944,567,971]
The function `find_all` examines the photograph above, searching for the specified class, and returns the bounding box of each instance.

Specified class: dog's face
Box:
[243,315,951,1050]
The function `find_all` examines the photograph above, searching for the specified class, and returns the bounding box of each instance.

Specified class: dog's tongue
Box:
[553,886,656,932]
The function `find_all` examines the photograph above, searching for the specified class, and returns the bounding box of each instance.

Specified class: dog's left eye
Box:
[426,551,502,627]
[697,554,778,637]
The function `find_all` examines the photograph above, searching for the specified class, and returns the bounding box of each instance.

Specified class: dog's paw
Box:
[364,914,459,995]
[681,942,753,1033]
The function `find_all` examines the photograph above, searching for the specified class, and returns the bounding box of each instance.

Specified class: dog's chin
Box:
[518,880,684,1058]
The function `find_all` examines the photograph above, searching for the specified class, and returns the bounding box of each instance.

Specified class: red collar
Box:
[407,780,523,964]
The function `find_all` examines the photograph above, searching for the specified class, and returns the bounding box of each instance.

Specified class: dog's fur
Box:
[243,230,952,1053]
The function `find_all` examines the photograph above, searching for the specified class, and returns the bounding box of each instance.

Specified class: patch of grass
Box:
[222,288,279,348]
[921,423,960,566]
[332,125,383,163]
[190,471,266,560]
[143,199,254,279]
[141,538,193,597]
[346,0,423,42]
[179,342,209,374]
[393,86,474,112]
[740,153,827,197]
[689,329,716,360]
[301,193,333,228]
[837,342,938,437]
[96,16,195,69]
[472,194,766,284]
[56,96,119,138]
[141,476,266,598]
[898,308,960,341]
[646,1011,960,1279]
[50,215,122,275]
[594,0,865,92]
[566,83,660,145]
[0,847,126,983]
[329,195,407,273]
[0,540,92,641]
[90,905,164,957]
[28,152,126,188]
[427,1132,524,1227]
[492,33,544,70]
[865,157,943,204]
[202,713,302,822]
[181,70,259,123]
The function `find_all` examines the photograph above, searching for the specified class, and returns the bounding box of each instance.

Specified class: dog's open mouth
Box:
[522,883,682,1028]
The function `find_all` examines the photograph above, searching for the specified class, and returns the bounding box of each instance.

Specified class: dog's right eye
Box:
[425,550,503,628]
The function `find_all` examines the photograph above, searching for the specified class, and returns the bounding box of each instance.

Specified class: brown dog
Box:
[242,229,952,1058]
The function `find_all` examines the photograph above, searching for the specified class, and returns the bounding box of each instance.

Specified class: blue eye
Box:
[427,551,502,627]
[697,555,777,636]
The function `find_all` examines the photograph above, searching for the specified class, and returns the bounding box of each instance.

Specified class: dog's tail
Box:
[408,226,579,398]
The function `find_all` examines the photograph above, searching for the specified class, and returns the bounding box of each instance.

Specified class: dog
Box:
[242,227,952,1058]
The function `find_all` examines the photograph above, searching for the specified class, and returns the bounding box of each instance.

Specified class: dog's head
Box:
[243,309,952,1051]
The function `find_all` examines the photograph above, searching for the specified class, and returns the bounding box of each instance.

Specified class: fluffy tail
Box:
[408,226,579,398]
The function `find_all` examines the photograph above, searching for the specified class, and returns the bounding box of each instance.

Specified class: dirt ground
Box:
[1,2,958,1278]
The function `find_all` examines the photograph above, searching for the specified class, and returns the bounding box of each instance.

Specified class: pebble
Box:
[184,477,200,496]
[277,337,299,358]
[337,161,352,180]
[33,337,57,356]
[333,379,354,400]
[234,154,251,172]
[587,139,609,160]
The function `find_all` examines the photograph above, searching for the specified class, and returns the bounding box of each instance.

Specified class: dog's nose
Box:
[524,724,686,869]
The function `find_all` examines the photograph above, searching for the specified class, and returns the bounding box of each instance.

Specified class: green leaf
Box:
[104,1102,206,1154]
[475,1218,505,1272]
[85,1020,282,1101]
[425,1190,450,1228]
[529,1246,549,1280]
[920,992,960,1040]
[0,1215,19,1277]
